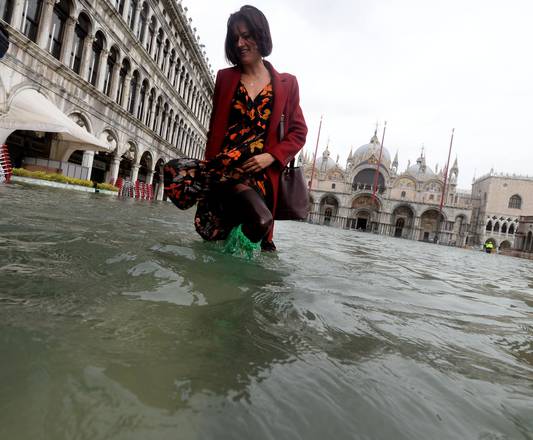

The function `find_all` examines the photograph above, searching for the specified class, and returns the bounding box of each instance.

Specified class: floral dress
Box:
[164,82,273,241]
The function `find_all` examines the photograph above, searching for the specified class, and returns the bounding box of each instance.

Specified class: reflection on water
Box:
[0,183,532,440]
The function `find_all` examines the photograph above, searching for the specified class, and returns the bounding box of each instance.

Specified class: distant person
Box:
[164,5,307,255]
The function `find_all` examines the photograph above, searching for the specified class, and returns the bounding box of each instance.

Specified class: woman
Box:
[164,5,307,255]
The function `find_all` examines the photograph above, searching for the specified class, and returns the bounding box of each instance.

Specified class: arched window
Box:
[494,222,500,233]
[153,95,162,131]
[137,79,148,120]
[146,16,156,53]
[166,109,173,141]
[128,0,138,29]
[173,58,181,87]
[89,31,105,86]
[171,116,179,144]
[137,2,148,41]
[118,0,126,15]
[486,221,492,232]
[22,0,42,42]
[1,0,14,23]
[128,71,139,114]
[168,49,176,80]
[103,47,118,96]
[501,223,507,234]
[160,103,168,137]
[155,28,163,62]
[161,39,169,71]
[509,224,515,235]
[71,13,90,73]
[508,194,522,209]
[116,58,130,104]
[49,0,70,59]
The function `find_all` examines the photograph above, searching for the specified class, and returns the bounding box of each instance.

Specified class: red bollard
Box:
[0,144,13,183]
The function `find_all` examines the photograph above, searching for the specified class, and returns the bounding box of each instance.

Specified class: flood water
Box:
[0,183,532,440]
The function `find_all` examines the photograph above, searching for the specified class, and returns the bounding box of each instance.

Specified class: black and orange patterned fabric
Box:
[164,82,273,241]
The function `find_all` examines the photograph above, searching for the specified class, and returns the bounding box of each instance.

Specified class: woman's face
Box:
[233,21,261,66]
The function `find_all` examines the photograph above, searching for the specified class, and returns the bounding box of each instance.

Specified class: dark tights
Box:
[221,183,273,243]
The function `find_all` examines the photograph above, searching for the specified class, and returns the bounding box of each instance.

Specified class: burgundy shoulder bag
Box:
[274,113,309,221]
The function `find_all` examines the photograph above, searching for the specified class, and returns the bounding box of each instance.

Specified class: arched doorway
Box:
[320,195,338,226]
[391,205,415,238]
[349,195,380,232]
[394,218,405,237]
[138,151,153,183]
[5,130,54,169]
[153,157,165,200]
[499,240,511,251]
[419,209,444,242]
[119,142,137,180]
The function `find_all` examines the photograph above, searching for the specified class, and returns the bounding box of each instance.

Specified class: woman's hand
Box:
[242,153,275,173]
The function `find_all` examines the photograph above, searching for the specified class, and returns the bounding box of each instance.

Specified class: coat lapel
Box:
[213,67,240,150]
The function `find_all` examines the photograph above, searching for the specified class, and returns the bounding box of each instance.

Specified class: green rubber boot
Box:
[223,224,261,259]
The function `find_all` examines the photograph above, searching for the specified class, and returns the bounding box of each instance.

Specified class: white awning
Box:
[0,89,110,151]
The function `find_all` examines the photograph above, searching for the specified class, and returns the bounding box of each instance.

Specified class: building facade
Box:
[469,172,533,250]
[0,0,213,198]
[514,216,533,257]
[303,132,472,246]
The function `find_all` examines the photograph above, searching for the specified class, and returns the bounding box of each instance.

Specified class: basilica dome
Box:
[315,155,337,172]
[406,156,436,180]
[315,147,338,172]
[353,133,391,168]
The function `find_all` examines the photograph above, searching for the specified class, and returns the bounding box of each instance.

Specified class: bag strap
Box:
[279,110,296,169]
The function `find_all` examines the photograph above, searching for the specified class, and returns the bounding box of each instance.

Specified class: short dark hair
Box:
[225,5,272,66]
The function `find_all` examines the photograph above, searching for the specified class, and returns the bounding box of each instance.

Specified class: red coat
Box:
[205,61,308,241]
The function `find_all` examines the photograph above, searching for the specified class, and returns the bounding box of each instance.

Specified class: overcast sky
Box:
[184,0,533,189]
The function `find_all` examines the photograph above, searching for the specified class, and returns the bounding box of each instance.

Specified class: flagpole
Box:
[439,128,455,213]
[308,115,323,190]
[372,121,387,202]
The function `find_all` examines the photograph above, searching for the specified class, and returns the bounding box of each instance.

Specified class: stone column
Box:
[60,16,77,65]
[131,81,141,115]
[109,62,121,100]
[146,100,156,128]
[179,73,185,96]
[109,156,121,184]
[36,0,56,50]
[79,34,94,80]
[141,13,151,47]
[146,170,154,185]
[149,30,158,59]
[121,73,132,110]
[168,61,175,83]
[160,114,168,139]
[96,49,109,92]
[82,150,95,180]
[10,0,25,31]
[157,181,165,200]
[132,4,142,36]
[138,88,148,119]
[130,163,140,182]
[122,0,130,22]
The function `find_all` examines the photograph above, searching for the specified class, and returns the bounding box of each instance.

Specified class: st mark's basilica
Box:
[302,131,473,247]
